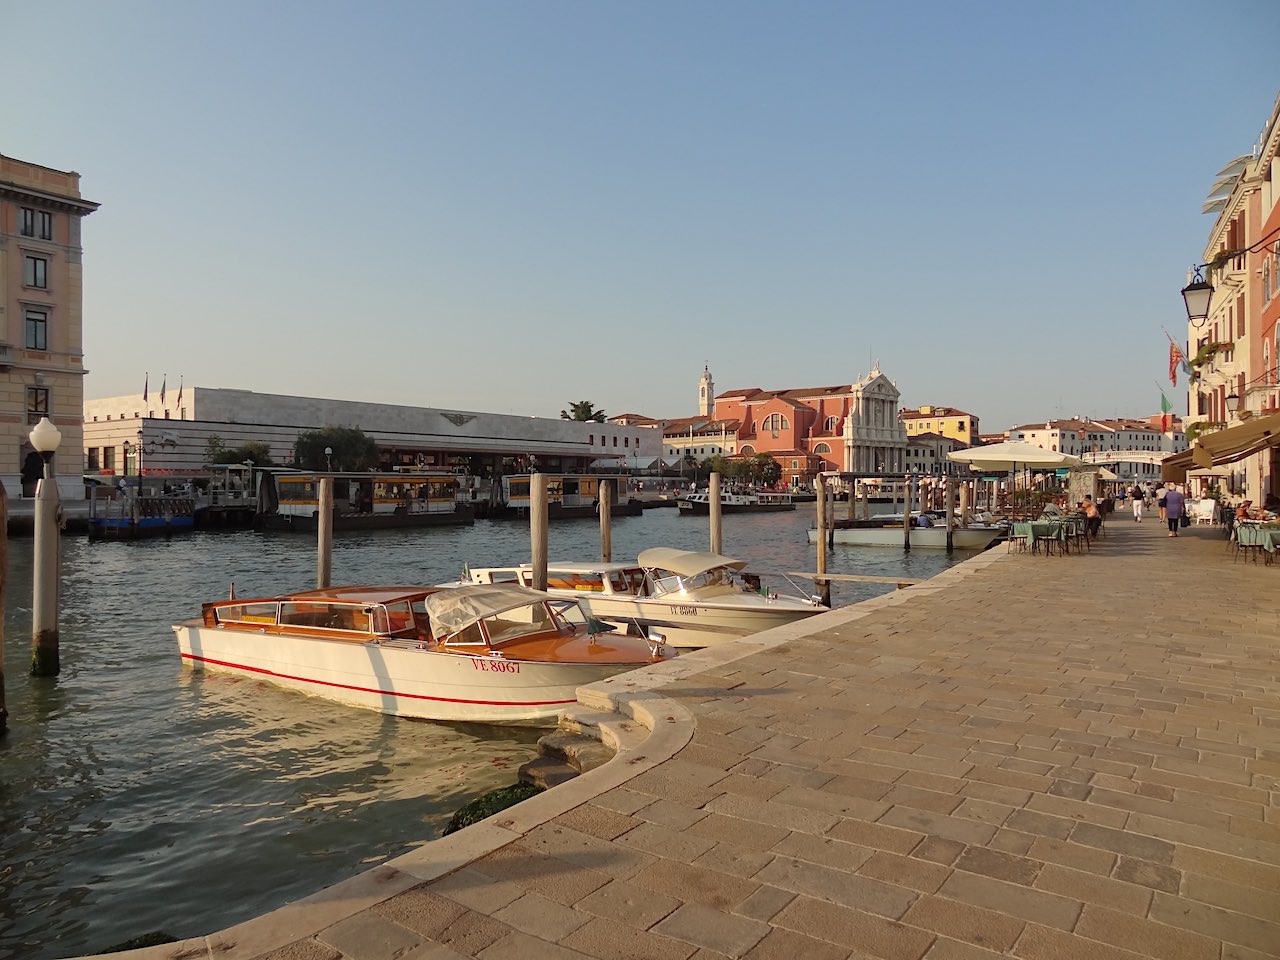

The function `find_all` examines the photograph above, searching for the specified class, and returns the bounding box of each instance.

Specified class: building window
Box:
[25,309,48,350]
[825,416,839,432]
[24,256,48,289]
[612,436,617,447]
[624,437,629,447]
[589,435,594,445]
[814,443,830,454]
[86,448,100,471]
[26,387,49,425]
[791,459,798,469]
[103,446,116,471]
[21,208,36,236]
[38,211,52,240]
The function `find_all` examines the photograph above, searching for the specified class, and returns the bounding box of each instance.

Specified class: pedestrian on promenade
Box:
[1082,495,1103,538]
[1157,484,1168,523]
[1164,484,1186,537]
[1130,484,1144,522]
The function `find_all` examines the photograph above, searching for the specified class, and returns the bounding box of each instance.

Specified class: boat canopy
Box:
[425,584,556,634]
[637,548,748,577]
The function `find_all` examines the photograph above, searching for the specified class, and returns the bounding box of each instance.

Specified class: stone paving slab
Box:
[86,519,1280,959]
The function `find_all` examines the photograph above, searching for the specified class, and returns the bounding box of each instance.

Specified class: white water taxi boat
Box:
[466,548,827,648]
[806,521,1005,550]
[677,490,795,515]
[173,584,672,724]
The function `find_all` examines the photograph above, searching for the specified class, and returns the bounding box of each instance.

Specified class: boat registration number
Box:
[471,658,521,673]
[668,605,698,616]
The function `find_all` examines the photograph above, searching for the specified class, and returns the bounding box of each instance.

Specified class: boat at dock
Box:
[465,547,827,648]
[807,514,1005,550]
[88,491,196,539]
[172,583,673,724]
[257,471,475,531]
[677,490,795,515]
[484,473,642,520]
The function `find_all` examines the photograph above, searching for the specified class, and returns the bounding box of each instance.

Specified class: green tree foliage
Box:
[754,453,782,486]
[560,401,607,423]
[211,440,275,466]
[205,435,226,462]
[294,426,380,471]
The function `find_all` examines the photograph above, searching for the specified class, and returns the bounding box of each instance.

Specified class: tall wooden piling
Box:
[944,476,954,550]
[860,481,870,520]
[959,480,970,527]
[709,472,723,555]
[31,467,60,677]
[599,479,613,563]
[815,474,831,607]
[902,474,912,552]
[846,481,856,521]
[531,472,548,591]
[316,477,334,589]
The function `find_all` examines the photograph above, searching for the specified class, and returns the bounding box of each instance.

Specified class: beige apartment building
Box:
[899,404,979,446]
[0,155,98,497]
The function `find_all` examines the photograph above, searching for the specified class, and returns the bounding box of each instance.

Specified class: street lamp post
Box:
[324,446,333,471]
[29,417,62,677]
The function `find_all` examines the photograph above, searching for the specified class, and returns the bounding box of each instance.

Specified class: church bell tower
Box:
[698,365,715,417]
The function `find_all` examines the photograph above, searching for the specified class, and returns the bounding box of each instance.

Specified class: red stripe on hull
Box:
[182,653,579,707]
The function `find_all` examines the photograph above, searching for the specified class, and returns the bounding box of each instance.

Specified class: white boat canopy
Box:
[947,441,1082,471]
[637,548,748,577]
[425,584,556,634]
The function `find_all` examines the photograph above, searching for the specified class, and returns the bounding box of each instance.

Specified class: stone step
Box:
[558,706,648,754]
[517,756,579,790]
[537,730,614,774]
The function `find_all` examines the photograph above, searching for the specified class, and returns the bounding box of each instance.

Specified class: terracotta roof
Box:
[900,406,976,419]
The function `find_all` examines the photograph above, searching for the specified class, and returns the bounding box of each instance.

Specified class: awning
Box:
[1162,413,1280,482]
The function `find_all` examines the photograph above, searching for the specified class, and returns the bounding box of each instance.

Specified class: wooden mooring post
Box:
[815,475,831,607]
[530,472,548,591]
[316,477,334,589]
[944,476,954,550]
[902,474,912,552]
[599,479,612,563]
[709,471,723,555]
[0,484,7,735]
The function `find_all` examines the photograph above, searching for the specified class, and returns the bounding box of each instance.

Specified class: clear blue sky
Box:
[5,1,1278,431]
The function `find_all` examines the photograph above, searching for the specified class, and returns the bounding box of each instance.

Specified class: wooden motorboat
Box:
[172,583,672,724]
[466,548,827,648]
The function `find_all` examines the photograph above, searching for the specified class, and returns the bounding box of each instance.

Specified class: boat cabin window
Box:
[482,602,558,645]
[611,569,646,594]
[278,601,369,632]
[481,570,522,585]
[212,602,278,626]
[651,567,733,596]
[546,572,605,592]
[382,600,420,637]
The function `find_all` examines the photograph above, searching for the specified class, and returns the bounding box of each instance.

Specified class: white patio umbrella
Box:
[948,441,1082,515]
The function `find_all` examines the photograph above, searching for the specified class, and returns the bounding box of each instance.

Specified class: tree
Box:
[705,454,732,479]
[205,435,226,462]
[560,401,607,423]
[294,426,379,471]
[754,453,782,487]
[211,440,275,466]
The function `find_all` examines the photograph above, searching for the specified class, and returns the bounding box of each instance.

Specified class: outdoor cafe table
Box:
[1237,520,1280,553]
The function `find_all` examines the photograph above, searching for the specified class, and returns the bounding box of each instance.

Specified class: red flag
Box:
[1169,342,1181,387]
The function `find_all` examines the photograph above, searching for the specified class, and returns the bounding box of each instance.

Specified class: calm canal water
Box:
[0,507,965,960]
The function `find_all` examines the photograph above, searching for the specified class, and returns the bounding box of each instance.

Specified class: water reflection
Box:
[0,508,962,959]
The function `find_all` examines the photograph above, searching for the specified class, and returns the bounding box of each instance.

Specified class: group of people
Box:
[1126,482,1187,536]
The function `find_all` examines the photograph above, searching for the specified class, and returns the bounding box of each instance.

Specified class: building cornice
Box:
[0,180,100,216]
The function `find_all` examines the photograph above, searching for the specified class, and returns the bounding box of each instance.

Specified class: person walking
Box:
[1130,484,1144,522]
[1164,484,1186,537]
[1156,483,1168,523]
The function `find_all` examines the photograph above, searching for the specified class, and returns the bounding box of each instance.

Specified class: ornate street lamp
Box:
[1225,390,1240,416]
[1181,266,1214,328]
[29,417,62,677]
[324,446,333,471]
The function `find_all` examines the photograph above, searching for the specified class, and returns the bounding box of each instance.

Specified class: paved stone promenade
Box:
[121,518,1280,960]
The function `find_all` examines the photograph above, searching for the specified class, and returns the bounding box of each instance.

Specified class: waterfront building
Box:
[1009,417,1186,484]
[1181,90,1280,499]
[899,405,980,446]
[905,432,966,476]
[82,387,658,480]
[0,155,98,498]
[669,363,910,487]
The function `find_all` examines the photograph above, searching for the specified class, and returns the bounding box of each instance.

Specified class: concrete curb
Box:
[74,544,1009,960]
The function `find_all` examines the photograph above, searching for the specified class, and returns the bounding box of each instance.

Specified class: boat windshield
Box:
[481,601,561,645]
[650,566,735,596]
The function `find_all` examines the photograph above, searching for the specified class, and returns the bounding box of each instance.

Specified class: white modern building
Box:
[83,387,659,480]
[1009,417,1187,483]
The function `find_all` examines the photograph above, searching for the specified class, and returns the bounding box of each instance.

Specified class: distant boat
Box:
[677,490,795,515]
[807,513,1005,550]
[485,473,643,520]
[173,583,673,724]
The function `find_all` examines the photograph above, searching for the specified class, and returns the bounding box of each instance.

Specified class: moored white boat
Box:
[806,523,1005,550]
[466,548,827,648]
[172,583,672,724]
[677,490,795,515]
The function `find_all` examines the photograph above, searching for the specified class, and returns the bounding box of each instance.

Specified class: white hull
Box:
[173,623,641,724]
[806,526,1004,550]
[575,594,823,648]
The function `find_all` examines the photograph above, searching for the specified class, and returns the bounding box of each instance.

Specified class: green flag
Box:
[1160,391,1172,431]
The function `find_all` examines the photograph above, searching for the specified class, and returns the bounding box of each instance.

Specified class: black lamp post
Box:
[324,446,333,471]
[1225,390,1240,416]
[1181,266,1214,328]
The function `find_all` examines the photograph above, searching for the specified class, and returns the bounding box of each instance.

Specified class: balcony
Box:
[0,343,11,368]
